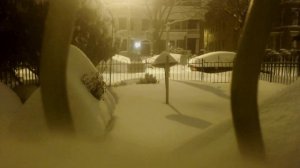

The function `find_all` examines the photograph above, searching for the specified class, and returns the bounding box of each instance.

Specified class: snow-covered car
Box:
[105,54,131,73]
[188,51,236,72]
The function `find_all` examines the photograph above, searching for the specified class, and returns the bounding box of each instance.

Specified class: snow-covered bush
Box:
[137,73,158,84]
[81,72,106,100]
[112,80,127,87]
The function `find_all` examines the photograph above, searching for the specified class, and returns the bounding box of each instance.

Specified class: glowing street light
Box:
[134,41,141,48]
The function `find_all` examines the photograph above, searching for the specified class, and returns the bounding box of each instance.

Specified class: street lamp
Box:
[134,41,141,49]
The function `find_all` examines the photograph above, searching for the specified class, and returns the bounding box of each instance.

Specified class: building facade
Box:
[268,0,300,53]
[105,0,206,56]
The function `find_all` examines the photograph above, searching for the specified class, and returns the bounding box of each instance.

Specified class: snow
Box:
[99,54,131,73]
[14,68,39,83]
[189,51,236,64]
[0,82,22,136]
[143,54,158,64]
[260,79,300,167]
[143,53,181,64]
[1,45,299,167]
[112,54,131,63]
[7,45,116,139]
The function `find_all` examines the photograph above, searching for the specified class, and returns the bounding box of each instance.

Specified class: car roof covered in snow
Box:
[189,51,236,63]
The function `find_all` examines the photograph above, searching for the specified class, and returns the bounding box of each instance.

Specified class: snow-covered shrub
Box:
[137,73,158,84]
[81,72,106,100]
[112,80,127,87]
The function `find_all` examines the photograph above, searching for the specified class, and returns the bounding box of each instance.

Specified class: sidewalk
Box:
[109,80,232,152]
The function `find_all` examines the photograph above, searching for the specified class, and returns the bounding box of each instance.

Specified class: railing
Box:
[260,60,299,84]
[1,59,298,88]
[0,63,39,88]
[98,60,299,86]
[99,61,232,85]
[100,62,234,85]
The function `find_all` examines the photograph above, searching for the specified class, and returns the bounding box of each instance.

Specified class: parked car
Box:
[188,51,236,72]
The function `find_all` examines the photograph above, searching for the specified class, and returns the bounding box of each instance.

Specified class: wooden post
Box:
[165,55,170,104]
[231,0,280,161]
[165,23,171,104]
[40,0,79,134]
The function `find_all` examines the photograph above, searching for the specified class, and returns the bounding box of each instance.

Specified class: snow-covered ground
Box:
[1,76,298,168]
[0,82,22,136]
[1,45,299,168]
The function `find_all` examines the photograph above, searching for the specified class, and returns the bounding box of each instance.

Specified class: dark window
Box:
[142,19,149,31]
[121,39,127,50]
[118,18,127,30]
[170,22,181,30]
[130,19,134,31]
[187,38,196,54]
[291,8,299,25]
[181,21,187,30]
[188,20,198,29]
[177,40,185,48]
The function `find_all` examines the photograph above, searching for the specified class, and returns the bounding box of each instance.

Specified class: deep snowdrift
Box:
[173,79,300,168]
[0,82,22,136]
[260,79,300,167]
[7,45,116,139]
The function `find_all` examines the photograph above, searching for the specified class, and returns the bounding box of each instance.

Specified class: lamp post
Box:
[165,23,170,104]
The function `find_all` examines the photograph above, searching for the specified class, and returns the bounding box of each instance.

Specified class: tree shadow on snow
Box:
[167,104,212,129]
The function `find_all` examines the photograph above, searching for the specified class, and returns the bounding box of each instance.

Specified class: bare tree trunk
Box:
[231,0,280,161]
[40,0,79,135]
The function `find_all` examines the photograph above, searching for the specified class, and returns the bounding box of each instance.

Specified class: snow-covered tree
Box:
[144,0,206,54]
[205,0,250,51]
[72,0,115,65]
[0,0,48,77]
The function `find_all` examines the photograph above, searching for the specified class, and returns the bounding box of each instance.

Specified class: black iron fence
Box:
[260,60,299,84]
[99,61,234,85]
[0,63,39,88]
[98,60,299,85]
[1,59,298,88]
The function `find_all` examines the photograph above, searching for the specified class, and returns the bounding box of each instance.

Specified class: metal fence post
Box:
[109,57,112,86]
